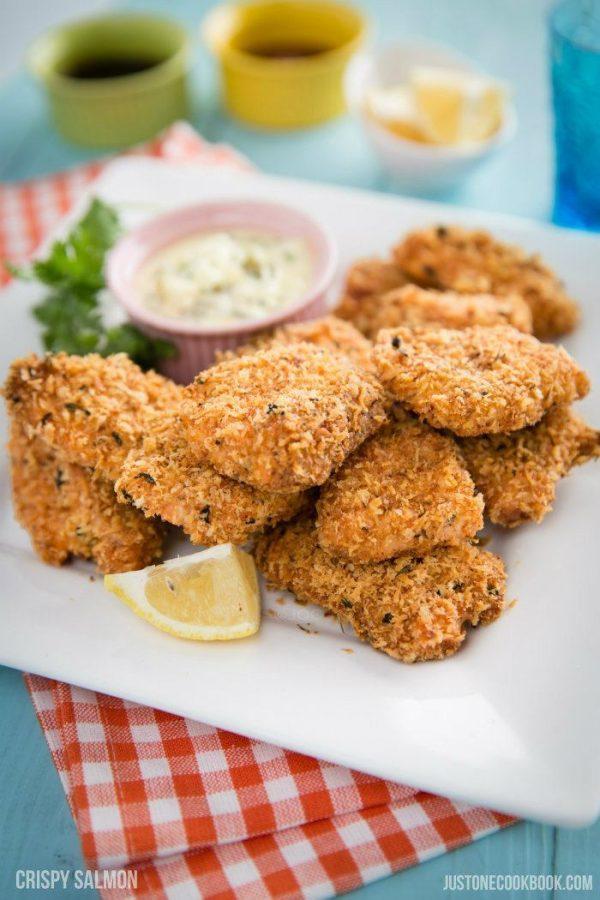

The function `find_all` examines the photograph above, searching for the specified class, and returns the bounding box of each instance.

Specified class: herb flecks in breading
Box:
[183,343,388,493]
[373,325,589,436]
[317,412,483,563]
[255,516,505,664]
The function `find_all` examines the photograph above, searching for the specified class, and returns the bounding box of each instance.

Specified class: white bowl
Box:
[345,40,517,193]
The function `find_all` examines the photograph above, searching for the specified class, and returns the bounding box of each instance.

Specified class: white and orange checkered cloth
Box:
[2,123,514,899]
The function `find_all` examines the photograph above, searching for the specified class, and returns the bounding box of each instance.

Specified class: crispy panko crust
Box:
[4,353,182,481]
[393,225,580,339]
[8,421,163,573]
[460,406,600,527]
[115,415,309,545]
[372,325,589,436]
[316,413,483,562]
[344,257,407,297]
[182,343,388,493]
[334,257,407,336]
[363,284,533,338]
[216,316,375,371]
[255,516,505,663]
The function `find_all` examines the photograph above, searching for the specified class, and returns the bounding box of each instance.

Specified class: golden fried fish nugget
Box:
[344,257,407,297]
[216,316,374,371]
[460,406,600,527]
[373,325,589,436]
[316,414,483,562]
[255,516,505,663]
[4,353,182,481]
[116,416,309,545]
[334,257,407,336]
[393,225,579,339]
[364,284,532,338]
[8,422,163,573]
[182,343,388,493]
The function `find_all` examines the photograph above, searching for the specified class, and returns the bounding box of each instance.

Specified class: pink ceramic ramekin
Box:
[106,200,338,383]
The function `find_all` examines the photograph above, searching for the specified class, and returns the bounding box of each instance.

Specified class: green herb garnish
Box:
[8,198,175,370]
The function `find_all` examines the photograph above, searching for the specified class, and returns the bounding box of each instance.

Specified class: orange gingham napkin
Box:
[2,122,515,898]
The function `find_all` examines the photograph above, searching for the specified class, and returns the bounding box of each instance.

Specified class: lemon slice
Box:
[366,85,428,143]
[104,544,261,641]
[410,65,505,144]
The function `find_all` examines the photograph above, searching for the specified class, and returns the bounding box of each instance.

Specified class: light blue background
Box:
[1,1,599,897]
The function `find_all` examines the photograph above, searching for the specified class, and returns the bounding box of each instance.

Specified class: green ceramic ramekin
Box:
[28,14,191,148]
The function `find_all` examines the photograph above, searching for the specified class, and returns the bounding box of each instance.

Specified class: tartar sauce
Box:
[135,229,312,324]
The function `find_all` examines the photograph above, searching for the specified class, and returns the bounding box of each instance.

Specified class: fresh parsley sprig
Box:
[8,198,175,370]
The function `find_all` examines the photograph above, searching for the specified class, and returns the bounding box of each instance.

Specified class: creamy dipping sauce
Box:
[135,229,312,324]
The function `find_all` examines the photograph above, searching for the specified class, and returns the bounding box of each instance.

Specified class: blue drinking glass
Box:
[550,0,600,229]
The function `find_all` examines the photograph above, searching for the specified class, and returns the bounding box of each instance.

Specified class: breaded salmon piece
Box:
[334,257,407,336]
[364,284,532,338]
[115,416,309,545]
[460,406,600,527]
[373,325,589,436]
[393,225,580,339]
[182,343,388,494]
[8,421,163,573]
[316,413,483,562]
[255,516,505,663]
[4,353,182,482]
[344,257,408,298]
[216,316,374,371]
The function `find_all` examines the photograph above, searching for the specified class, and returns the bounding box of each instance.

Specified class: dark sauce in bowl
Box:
[64,57,163,80]
[245,42,332,59]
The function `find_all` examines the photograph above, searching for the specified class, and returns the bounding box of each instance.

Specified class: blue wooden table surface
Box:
[1,0,599,897]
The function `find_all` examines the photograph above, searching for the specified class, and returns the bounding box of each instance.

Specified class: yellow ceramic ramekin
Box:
[203,0,367,129]
[28,14,190,148]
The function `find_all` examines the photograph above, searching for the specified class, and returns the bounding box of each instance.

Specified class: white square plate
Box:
[1,158,599,827]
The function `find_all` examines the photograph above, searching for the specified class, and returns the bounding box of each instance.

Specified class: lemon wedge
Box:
[410,65,505,144]
[104,544,261,641]
[366,85,428,143]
